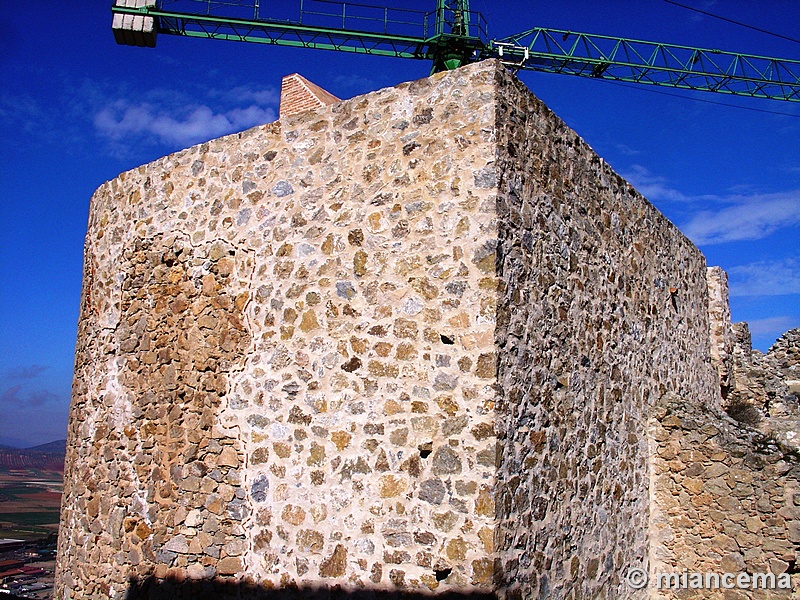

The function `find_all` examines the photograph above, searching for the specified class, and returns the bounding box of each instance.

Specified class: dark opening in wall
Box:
[434,568,453,582]
[418,441,433,459]
[441,334,454,345]
[786,558,799,575]
[126,576,498,599]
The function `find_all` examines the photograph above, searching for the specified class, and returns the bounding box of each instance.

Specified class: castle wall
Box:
[707,266,733,405]
[490,69,718,598]
[57,62,502,598]
[58,60,733,600]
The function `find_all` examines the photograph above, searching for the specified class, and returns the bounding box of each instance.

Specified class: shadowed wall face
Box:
[491,70,717,598]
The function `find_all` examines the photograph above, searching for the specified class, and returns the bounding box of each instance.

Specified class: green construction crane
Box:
[111,0,800,102]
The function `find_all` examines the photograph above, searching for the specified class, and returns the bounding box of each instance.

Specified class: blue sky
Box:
[1,0,798,447]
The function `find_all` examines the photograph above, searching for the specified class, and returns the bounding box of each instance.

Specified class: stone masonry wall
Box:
[490,67,718,599]
[649,394,800,599]
[704,268,800,447]
[58,59,778,600]
[57,61,502,598]
[707,266,733,405]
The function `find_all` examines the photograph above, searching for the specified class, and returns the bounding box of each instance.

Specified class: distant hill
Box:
[0,440,66,472]
[26,440,66,453]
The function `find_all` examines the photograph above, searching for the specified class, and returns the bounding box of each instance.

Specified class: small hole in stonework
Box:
[434,568,452,582]
[787,559,799,575]
[418,442,433,459]
[440,334,454,345]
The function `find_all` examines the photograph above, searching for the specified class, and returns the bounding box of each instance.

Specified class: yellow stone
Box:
[477,526,494,553]
[331,431,351,451]
[367,212,385,233]
[299,310,320,332]
[471,557,494,586]
[448,312,470,328]
[281,504,306,526]
[307,442,326,466]
[354,250,368,276]
[684,478,704,495]
[384,399,404,415]
[379,474,406,498]
[273,442,291,458]
[475,486,494,517]
[446,537,468,561]
[395,342,418,360]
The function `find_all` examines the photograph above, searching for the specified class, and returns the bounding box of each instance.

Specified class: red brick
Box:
[279,73,340,118]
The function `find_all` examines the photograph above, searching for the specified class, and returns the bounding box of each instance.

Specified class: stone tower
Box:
[56,60,799,599]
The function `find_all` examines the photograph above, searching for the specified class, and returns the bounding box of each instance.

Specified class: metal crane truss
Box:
[111,0,487,61]
[111,0,800,102]
[487,27,800,102]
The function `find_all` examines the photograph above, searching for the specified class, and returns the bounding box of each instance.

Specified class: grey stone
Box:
[419,479,447,504]
[250,475,269,502]
[336,281,357,300]
[433,372,458,391]
[163,535,189,553]
[473,166,496,189]
[272,180,294,197]
[431,446,462,475]
[236,208,252,226]
[247,414,270,429]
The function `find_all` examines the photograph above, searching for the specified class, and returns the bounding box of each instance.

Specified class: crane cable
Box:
[663,0,800,46]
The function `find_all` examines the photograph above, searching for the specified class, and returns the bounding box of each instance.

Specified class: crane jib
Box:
[110,0,800,102]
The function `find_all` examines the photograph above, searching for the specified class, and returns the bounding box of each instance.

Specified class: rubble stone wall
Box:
[649,394,800,599]
[57,61,502,598]
[58,60,763,600]
[707,266,734,405]
[491,68,718,599]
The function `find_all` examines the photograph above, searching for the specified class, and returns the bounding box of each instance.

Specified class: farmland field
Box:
[0,469,63,540]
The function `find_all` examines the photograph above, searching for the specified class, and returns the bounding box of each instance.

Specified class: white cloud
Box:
[682,192,800,244]
[222,86,279,106]
[614,143,641,157]
[623,165,800,245]
[94,100,276,148]
[746,316,797,338]
[728,258,800,297]
[623,164,701,204]
[88,82,280,153]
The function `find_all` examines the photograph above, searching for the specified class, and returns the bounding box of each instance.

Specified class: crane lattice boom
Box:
[111,0,800,102]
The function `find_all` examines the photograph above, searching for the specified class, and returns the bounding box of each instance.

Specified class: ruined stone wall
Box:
[490,68,718,599]
[57,61,502,598]
[705,267,800,446]
[728,326,800,447]
[649,394,800,598]
[707,266,733,405]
